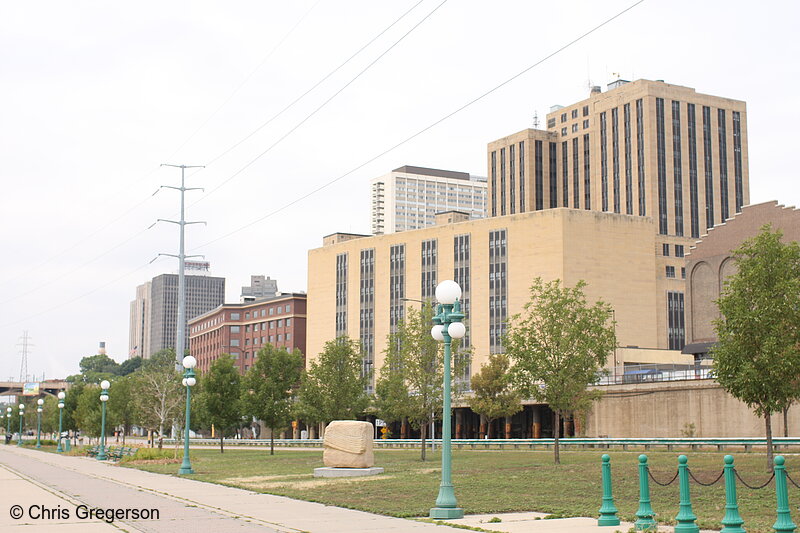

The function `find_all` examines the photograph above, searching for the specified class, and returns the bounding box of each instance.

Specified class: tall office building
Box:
[370,165,487,235]
[241,275,278,302]
[128,271,225,359]
[488,79,749,349]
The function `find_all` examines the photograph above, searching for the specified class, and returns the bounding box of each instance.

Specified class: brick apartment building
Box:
[188,293,307,374]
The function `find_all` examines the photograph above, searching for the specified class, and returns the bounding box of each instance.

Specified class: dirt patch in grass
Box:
[126,458,181,465]
[225,473,396,491]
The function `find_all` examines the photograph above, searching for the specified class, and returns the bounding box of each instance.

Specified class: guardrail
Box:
[161,437,800,452]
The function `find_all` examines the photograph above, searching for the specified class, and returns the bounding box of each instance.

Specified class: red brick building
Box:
[188,293,307,374]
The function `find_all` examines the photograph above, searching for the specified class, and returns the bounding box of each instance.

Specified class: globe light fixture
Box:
[429,280,466,520]
[17,403,25,447]
[57,391,66,452]
[435,279,462,305]
[5,406,11,444]
[97,381,110,460]
[179,355,197,475]
[35,399,44,448]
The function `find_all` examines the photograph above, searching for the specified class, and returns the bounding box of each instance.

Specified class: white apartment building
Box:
[370,165,487,234]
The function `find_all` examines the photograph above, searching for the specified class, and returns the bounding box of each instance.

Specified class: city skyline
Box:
[1,0,799,380]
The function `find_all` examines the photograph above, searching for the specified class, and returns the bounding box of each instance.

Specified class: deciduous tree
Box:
[132,349,183,448]
[375,304,469,460]
[504,278,615,464]
[713,226,800,471]
[469,353,522,438]
[197,354,242,453]
[295,338,369,432]
[243,346,304,455]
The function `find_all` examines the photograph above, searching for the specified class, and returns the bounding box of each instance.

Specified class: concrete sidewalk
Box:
[0,445,684,532]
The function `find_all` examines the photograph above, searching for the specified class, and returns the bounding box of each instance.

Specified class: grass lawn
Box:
[118,446,800,532]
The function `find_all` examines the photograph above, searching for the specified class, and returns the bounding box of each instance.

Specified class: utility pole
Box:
[158,164,205,368]
[17,331,33,383]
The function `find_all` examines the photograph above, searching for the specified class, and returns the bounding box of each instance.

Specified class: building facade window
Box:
[662,243,670,256]
[672,100,684,236]
[230,325,240,333]
[518,141,525,212]
[421,239,438,301]
[489,229,508,354]
[500,147,506,216]
[509,144,516,214]
[549,142,558,208]
[600,111,609,211]
[572,137,580,208]
[702,105,715,231]
[718,109,729,222]
[636,98,646,216]
[623,102,633,215]
[454,233,472,388]
[534,141,543,210]
[359,248,375,393]
[687,103,700,238]
[389,244,406,334]
[732,111,744,213]
[656,98,668,235]
[561,141,569,207]
[667,291,685,350]
[335,253,348,337]
[675,245,684,257]
[490,150,497,217]
[583,133,591,210]
[611,107,621,213]
[666,265,676,278]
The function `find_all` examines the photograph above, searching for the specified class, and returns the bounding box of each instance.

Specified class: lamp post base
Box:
[429,507,464,520]
[178,465,195,475]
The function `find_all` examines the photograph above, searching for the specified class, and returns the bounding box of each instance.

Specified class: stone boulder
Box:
[322,420,374,468]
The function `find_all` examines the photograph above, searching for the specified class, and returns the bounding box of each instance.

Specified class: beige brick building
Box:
[308,208,692,392]
[488,79,749,349]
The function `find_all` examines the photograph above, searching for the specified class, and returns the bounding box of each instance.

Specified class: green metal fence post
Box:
[674,455,699,533]
[635,454,657,531]
[773,455,796,533]
[721,455,745,533]
[598,454,620,526]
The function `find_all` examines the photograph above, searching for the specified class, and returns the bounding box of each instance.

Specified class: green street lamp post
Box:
[179,355,197,475]
[429,280,466,520]
[5,407,11,444]
[17,403,25,446]
[97,380,110,460]
[56,392,66,453]
[35,398,44,448]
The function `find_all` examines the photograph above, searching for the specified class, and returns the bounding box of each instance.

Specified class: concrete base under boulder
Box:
[313,467,384,478]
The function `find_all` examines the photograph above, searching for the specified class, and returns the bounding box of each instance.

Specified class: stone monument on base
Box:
[313,420,384,478]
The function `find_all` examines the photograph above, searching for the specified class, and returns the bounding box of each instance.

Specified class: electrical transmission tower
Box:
[17,331,33,382]
[157,164,205,368]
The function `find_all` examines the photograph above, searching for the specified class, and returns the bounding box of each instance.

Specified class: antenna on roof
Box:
[532,111,540,129]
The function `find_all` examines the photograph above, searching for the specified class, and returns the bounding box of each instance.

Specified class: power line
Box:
[191,0,646,250]
[192,0,450,205]
[199,0,428,170]
[0,2,425,300]
[166,0,324,161]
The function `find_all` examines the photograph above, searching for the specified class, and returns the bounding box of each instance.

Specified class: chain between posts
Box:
[785,470,800,489]
[734,469,775,490]
[687,468,725,486]
[647,467,679,487]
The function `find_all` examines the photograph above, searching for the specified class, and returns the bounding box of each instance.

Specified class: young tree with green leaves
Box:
[295,338,369,432]
[504,278,616,464]
[132,349,183,448]
[468,353,522,438]
[107,376,136,443]
[713,226,800,471]
[198,354,243,453]
[375,303,469,461]
[243,345,304,455]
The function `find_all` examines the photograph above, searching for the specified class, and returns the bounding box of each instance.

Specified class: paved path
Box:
[0,445,691,532]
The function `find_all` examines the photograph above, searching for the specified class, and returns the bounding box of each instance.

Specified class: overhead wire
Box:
[191,0,450,205]
[191,0,647,251]
[0,1,428,300]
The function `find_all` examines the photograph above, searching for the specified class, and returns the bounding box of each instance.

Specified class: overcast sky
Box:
[1,0,798,382]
